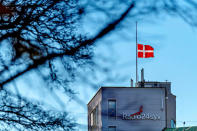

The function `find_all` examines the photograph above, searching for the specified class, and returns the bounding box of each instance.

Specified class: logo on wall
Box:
[122,106,160,120]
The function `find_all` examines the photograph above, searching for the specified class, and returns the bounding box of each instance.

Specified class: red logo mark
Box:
[130,106,143,117]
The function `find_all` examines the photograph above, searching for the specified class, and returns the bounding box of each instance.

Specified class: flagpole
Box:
[136,21,138,86]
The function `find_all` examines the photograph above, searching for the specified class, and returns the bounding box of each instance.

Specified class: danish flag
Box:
[138,44,154,58]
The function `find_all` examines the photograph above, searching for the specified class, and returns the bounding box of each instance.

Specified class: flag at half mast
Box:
[137,44,154,58]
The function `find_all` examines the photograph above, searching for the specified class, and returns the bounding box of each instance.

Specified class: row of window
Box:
[90,100,117,131]
[90,100,117,124]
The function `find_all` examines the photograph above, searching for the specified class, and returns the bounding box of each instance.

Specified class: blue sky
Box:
[144,17,197,127]
[118,18,196,127]
[11,4,197,130]
[136,18,197,127]
[79,14,197,128]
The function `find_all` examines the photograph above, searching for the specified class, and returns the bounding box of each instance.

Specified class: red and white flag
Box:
[138,44,154,58]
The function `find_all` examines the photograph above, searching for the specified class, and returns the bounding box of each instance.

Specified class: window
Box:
[90,105,99,130]
[171,119,176,128]
[108,100,116,118]
[90,112,93,126]
[108,126,116,131]
[93,106,98,125]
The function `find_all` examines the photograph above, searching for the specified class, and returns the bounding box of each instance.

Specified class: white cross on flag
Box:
[138,44,154,58]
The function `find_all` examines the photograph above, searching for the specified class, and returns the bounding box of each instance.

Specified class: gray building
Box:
[87,81,176,131]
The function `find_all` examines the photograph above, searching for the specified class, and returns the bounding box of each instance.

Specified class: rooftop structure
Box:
[88,70,176,131]
[87,69,176,131]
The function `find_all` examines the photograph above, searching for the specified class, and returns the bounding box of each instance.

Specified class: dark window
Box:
[108,100,116,118]
[108,126,116,131]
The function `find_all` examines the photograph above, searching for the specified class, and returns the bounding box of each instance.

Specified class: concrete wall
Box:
[88,89,102,131]
[166,93,176,128]
[88,86,176,131]
[101,87,167,131]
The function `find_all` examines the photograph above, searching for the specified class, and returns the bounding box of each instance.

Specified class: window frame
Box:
[108,99,117,120]
[90,105,99,129]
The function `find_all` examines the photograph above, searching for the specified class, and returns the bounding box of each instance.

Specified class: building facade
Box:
[87,81,176,131]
